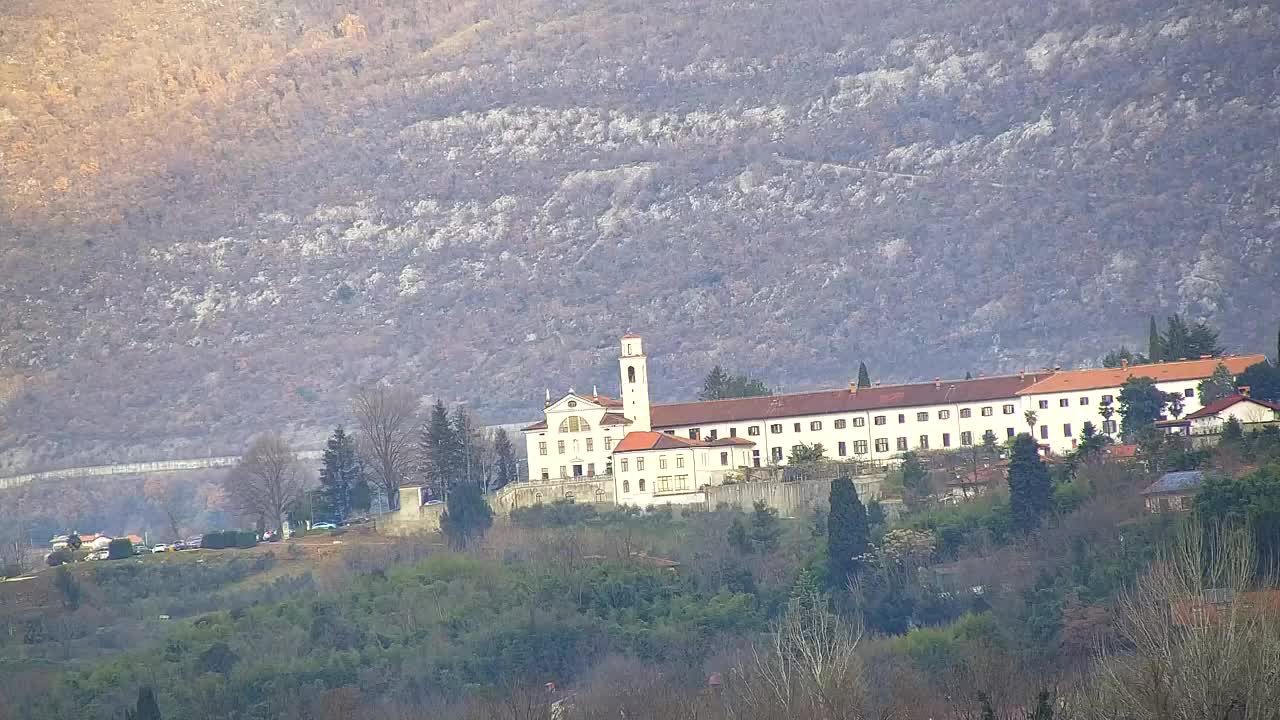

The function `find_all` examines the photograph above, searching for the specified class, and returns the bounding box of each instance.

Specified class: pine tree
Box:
[451,405,483,492]
[318,426,363,521]
[1148,315,1163,362]
[492,428,518,490]
[748,501,781,552]
[699,365,731,400]
[439,479,493,549]
[1198,361,1237,405]
[1008,434,1053,534]
[826,477,868,590]
[857,362,871,389]
[419,401,459,499]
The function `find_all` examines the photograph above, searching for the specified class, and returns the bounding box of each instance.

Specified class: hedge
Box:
[202,530,258,550]
[107,538,134,560]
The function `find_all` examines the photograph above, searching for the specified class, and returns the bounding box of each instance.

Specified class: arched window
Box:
[627,366,636,383]
[622,479,630,493]
[558,416,591,433]
[595,488,607,503]
[638,478,646,491]
[534,492,543,504]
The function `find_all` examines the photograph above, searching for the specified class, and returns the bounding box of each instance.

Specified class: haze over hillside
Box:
[2,0,1278,471]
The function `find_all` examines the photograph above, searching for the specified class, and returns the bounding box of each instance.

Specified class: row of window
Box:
[620,475,693,494]
[539,462,603,480]
[539,437,614,456]
[672,404,1041,441]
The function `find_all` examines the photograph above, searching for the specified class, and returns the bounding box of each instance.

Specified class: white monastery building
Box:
[522,335,1265,505]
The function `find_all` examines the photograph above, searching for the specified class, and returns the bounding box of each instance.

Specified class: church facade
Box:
[522,335,1264,504]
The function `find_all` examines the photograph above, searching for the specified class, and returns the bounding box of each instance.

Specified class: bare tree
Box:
[352,385,416,510]
[729,593,866,720]
[223,432,303,534]
[1089,523,1280,719]
[0,512,29,577]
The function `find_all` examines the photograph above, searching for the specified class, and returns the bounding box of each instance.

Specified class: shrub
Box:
[107,538,133,560]
[46,548,73,567]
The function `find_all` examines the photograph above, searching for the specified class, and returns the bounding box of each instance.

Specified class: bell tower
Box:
[619,334,651,432]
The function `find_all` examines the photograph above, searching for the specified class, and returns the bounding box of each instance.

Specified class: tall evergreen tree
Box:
[439,478,493,549]
[827,476,868,590]
[1007,434,1053,534]
[318,426,364,521]
[492,428,518,490]
[124,686,162,720]
[451,405,481,491]
[699,365,731,400]
[419,401,460,499]
[1148,315,1163,362]
[1197,361,1238,405]
[699,365,771,400]
[857,362,872,389]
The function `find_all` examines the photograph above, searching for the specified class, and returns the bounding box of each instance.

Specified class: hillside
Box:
[2,0,1279,469]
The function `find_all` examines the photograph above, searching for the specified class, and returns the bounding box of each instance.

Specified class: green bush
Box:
[201,530,258,550]
[46,548,73,567]
[107,538,133,560]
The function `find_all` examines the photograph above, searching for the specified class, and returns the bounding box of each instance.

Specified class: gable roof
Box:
[1017,355,1266,396]
[612,431,756,453]
[648,373,1047,427]
[1141,470,1205,495]
[1184,394,1280,420]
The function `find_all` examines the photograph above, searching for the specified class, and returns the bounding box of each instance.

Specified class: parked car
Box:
[152,544,170,553]
[311,522,337,531]
[171,542,188,552]
[134,545,152,555]
[184,535,203,549]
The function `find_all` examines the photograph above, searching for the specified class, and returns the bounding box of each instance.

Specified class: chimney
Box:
[849,380,857,394]
[1239,385,1251,398]
[1121,358,1128,370]
[1019,368,1026,380]
[934,377,941,389]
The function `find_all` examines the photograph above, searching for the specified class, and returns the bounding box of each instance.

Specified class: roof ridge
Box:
[654,372,1040,408]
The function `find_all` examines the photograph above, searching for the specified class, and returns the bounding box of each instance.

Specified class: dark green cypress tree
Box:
[125,687,162,720]
[440,479,493,549]
[826,476,868,590]
[857,362,872,389]
[1008,434,1053,533]
[1148,315,1163,362]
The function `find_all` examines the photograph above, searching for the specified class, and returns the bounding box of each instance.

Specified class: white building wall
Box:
[654,396,1029,465]
[523,399,623,481]
[1021,379,1206,454]
[1189,400,1280,434]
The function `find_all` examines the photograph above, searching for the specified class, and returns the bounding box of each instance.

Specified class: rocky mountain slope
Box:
[2,0,1278,470]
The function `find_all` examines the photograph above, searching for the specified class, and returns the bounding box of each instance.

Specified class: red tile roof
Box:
[622,333,642,339]
[1016,356,1266,395]
[600,412,633,426]
[612,431,756,452]
[581,394,624,408]
[648,373,1048,427]
[1184,394,1280,420]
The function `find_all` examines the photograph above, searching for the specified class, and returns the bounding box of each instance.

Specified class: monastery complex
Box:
[521,335,1265,507]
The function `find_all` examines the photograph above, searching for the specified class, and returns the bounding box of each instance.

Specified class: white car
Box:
[152,544,171,553]
[310,522,337,530]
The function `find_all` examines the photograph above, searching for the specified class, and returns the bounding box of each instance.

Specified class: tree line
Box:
[221,385,520,534]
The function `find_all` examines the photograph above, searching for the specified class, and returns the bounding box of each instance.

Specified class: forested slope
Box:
[2,0,1278,468]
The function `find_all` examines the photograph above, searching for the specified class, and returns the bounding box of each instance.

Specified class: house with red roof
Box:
[611,431,755,505]
[1157,394,1280,437]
